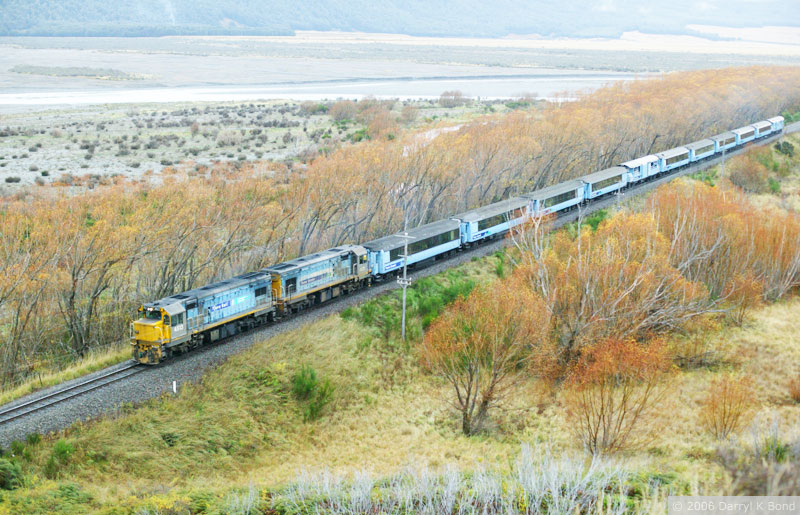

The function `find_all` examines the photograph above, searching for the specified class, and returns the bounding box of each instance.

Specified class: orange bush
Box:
[420,278,551,435]
[564,337,673,454]
[699,375,756,440]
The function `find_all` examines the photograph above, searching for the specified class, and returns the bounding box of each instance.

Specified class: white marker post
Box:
[172,380,177,394]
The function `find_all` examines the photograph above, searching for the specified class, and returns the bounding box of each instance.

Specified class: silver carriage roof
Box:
[732,126,755,135]
[453,197,529,223]
[522,179,584,201]
[768,116,784,124]
[580,166,626,184]
[684,139,715,151]
[143,270,270,310]
[752,120,771,129]
[621,155,658,169]
[363,218,460,252]
[711,131,736,142]
[655,146,689,159]
[264,244,366,275]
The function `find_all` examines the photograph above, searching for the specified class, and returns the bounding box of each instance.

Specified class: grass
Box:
[0,264,795,512]
[0,343,130,407]
[3,168,800,510]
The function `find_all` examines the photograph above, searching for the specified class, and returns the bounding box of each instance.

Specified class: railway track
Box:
[0,362,144,425]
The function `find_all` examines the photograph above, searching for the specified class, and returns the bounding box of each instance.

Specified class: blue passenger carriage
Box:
[685,139,716,163]
[364,219,461,276]
[131,271,274,364]
[751,120,772,139]
[453,197,529,245]
[656,147,690,173]
[732,126,756,146]
[768,116,785,132]
[523,180,585,216]
[621,155,659,183]
[580,167,628,200]
[711,132,737,153]
[264,245,370,314]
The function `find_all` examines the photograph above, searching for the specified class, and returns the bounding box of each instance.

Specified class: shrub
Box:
[52,439,75,463]
[788,374,800,404]
[292,365,318,400]
[303,379,334,422]
[25,432,41,446]
[329,100,357,122]
[768,177,781,194]
[421,281,551,435]
[727,155,768,193]
[716,418,800,495]
[28,164,38,172]
[9,441,24,456]
[699,375,756,440]
[564,337,672,454]
[0,458,22,490]
[4,176,20,183]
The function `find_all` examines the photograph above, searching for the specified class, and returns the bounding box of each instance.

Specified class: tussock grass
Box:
[0,343,130,407]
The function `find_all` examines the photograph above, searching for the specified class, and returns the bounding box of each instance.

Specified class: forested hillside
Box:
[1,0,798,37]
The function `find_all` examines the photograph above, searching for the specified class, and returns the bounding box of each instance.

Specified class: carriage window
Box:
[543,191,576,208]
[255,286,267,297]
[171,313,184,327]
[593,175,621,190]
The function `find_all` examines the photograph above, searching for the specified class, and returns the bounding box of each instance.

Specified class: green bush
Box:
[303,379,334,422]
[52,439,74,463]
[292,365,318,401]
[26,432,41,446]
[9,440,24,456]
[44,455,59,479]
[0,458,22,490]
[768,178,781,194]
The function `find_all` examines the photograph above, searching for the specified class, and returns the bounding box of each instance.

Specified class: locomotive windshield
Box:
[143,307,161,320]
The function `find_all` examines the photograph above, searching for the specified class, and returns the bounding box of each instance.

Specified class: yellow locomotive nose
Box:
[131,308,169,364]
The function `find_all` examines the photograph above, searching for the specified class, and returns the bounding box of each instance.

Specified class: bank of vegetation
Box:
[1,140,800,510]
[1,66,799,391]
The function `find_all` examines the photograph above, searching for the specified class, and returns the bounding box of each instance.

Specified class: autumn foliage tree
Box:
[564,337,673,455]
[420,280,551,435]
[512,210,711,364]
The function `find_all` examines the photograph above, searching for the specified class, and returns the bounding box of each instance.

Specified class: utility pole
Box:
[397,221,414,342]
[395,182,418,342]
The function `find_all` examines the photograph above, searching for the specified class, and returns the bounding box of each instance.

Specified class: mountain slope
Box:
[1,0,798,38]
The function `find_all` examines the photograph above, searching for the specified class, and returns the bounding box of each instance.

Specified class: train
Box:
[131,115,785,364]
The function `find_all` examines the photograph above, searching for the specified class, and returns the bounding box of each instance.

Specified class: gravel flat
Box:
[0,123,796,447]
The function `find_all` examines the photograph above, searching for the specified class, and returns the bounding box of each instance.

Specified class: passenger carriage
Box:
[768,116,785,132]
[363,219,461,276]
[685,139,716,163]
[732,126,756,146]
[620,155,659,183]
[522,180,585,216]
[656,147,690,173]
[711,132,737,153]
[452,197,530,245]
[752,120,772,139]
[580,167,628,200]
